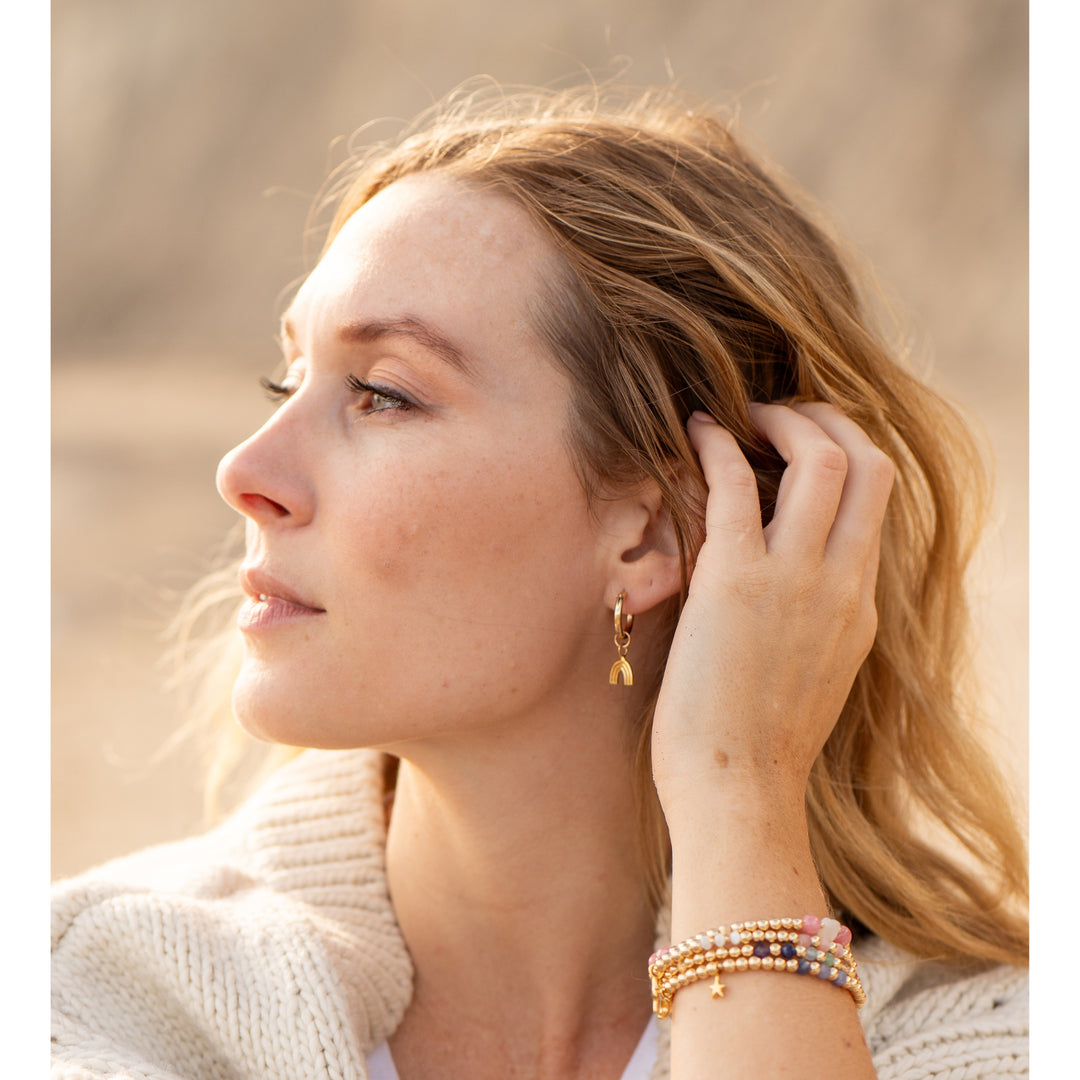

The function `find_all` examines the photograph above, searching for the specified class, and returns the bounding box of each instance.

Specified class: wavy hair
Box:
[177,83,1027,969]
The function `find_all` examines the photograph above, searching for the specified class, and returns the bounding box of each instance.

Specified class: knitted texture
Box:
[52,750,1028,1079]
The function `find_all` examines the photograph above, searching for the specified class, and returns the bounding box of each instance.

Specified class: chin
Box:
[230,674,338,750]
[228,668,409,752]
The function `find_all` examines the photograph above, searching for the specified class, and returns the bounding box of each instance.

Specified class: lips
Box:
[237,566,325,633]
[239,566,325,611]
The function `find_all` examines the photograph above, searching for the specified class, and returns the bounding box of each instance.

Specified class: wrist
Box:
[662,783,824,942]
[659,771,808,848]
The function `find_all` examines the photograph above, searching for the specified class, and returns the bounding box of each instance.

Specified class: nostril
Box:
[240,492,290,518]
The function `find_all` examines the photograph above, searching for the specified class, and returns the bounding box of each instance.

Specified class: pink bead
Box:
[835,925,852,946]
[801,914,821,934]
[797,934,813,947]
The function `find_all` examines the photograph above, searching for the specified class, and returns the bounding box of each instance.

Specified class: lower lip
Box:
[238,597,326,632]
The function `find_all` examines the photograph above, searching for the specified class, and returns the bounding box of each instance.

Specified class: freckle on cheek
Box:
[714,749,729,770]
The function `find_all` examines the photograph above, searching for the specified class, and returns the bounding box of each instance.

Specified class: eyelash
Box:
[259,374,413,414]
[260,376,294,402]
[344,374,414,413]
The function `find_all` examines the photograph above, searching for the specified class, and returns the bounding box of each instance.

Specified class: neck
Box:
[383,691,657,1071]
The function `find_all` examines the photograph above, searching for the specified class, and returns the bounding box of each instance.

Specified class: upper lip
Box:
[240,565,325,611]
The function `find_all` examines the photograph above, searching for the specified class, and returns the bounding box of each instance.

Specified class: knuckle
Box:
[809,441,848,476]
[714,456,758,494]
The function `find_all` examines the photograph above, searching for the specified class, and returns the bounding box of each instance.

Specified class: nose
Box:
[216,408,316,528]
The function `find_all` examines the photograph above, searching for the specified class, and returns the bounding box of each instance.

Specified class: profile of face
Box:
[216,174,643,752]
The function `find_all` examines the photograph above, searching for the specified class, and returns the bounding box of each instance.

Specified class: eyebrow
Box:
[279,314,475,378]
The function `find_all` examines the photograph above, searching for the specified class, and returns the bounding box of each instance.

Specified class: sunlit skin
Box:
[217,172,888,1079]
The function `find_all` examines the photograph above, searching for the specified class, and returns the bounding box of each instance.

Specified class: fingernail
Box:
[689,410,717,424]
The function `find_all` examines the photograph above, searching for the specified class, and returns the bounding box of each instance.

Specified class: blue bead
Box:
[797,959,811,975]
[805,947,818,961]
[817,966,832,979]
[835,971,848,986]
[753,942,771,958]
[780,943,796,959]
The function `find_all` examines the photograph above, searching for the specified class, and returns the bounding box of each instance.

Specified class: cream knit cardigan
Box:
[52,749,1028,1079]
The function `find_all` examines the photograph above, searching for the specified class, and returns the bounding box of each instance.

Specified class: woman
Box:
[51,85,1028,1079]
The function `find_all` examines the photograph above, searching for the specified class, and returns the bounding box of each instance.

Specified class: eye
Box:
[345,374,413,413]
[259,375,298,403]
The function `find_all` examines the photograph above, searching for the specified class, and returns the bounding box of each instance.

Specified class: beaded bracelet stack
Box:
[648,915,865,1019]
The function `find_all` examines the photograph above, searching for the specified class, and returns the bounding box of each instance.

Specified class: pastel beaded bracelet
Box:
[648,915,865,1018]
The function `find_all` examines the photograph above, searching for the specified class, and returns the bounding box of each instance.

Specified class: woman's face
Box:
[216,173,619,749]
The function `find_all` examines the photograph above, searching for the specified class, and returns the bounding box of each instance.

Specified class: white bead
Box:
[819,918,841,946]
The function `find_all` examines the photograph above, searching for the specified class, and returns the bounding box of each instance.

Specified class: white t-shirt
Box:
[366,1015,659,1080]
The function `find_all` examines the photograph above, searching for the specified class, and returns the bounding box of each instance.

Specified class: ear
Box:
[596,480,683,616]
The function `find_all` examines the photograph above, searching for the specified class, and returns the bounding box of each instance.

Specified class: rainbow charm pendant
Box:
[609,654,633,686]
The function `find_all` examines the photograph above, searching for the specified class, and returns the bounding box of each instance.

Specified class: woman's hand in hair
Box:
[657,401,887,1080]
[650,402,895,820]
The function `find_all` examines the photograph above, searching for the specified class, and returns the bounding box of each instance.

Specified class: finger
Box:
[862,525,884,616]
[687,413,767,565]
[789,402,895,570]
[749,403,848,558]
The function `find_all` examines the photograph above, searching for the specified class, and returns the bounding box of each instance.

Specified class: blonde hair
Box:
[179,83,1027,969]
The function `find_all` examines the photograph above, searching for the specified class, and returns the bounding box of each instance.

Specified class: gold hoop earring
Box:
[608,592,635,686]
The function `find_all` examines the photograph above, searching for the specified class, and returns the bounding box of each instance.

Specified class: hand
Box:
[651,402,895,820]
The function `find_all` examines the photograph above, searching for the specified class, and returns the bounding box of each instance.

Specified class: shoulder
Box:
[52,749,412,1079]
[858,937,1028,1078]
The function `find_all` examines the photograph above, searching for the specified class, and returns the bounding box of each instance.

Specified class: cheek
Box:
[333,444,595,621]
[335,462,473,585]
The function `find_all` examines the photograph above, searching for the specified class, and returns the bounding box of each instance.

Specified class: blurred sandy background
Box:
[52,0,1028,880]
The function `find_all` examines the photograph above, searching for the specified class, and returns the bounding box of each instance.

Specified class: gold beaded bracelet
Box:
[648,915,865,1018]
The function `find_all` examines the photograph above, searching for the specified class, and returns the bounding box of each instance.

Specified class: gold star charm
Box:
[710,975,726,999]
